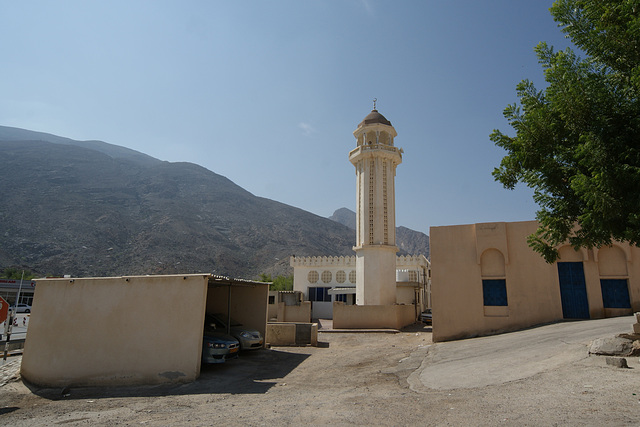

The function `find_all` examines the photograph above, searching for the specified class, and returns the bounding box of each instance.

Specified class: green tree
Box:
[258,273,272,283]
[491,0,640,262]
[257,273,293,291]
[271,274,293,291]
[2,267,35,280]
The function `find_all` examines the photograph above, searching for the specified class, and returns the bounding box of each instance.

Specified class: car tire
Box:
[25,309,30,313]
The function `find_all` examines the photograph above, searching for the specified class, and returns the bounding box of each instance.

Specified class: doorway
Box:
[557,262,590,319]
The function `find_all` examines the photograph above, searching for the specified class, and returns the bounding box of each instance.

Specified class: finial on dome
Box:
[373,98,377,111]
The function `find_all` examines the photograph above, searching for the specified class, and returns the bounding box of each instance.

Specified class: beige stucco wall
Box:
[431,220,640,342]
[21,274,209,387]
[332,302,415,329]
[276,301,311,323]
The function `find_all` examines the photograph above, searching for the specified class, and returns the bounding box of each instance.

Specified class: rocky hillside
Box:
[0,126,357,278]
[328,208,430,258]
[396,226,430,259]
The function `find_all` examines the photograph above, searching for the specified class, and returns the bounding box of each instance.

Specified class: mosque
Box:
[290,103,640,336]
[290,104,430,328]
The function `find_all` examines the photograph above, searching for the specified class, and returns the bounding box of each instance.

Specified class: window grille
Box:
[307,270,319,284]
[321,271,332,283]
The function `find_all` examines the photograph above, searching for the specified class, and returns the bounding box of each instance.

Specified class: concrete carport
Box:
[20,274,269,388]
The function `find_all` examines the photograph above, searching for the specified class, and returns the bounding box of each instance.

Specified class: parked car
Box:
[11,303,31,313]
[202,331,239,364]
[207,313,264,351]
[420,309,432,325]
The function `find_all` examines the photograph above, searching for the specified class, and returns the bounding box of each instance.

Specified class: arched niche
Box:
[480,248,506,277]
[596,245,628,276]
[557,245,587,262]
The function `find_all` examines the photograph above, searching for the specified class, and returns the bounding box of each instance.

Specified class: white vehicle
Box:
[11,303,31,313]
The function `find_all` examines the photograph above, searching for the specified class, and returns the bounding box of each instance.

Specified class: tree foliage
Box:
[2,267,35,280]
[257,273,294,291]
[491,0,640,262]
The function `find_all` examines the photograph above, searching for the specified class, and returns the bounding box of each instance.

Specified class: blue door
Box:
[557,262,590,319]
[600,279,631,308]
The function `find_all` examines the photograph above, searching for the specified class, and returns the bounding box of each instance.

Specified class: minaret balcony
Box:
[348,144,403,163]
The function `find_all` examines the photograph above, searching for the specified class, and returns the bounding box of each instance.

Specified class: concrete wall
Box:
[266,322,318,346]
[311,301,333,320]
[266,322,296,346]
[332,302,415,329]
[276,301,311,323]
[431,221,640,342]
[396,286,416,305]
[207,283,269,341]
[21,275,209,387]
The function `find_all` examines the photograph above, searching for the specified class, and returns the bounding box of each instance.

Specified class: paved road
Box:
[409,315,636,391]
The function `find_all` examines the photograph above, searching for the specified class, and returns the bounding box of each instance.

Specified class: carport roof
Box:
[207,275,271,287]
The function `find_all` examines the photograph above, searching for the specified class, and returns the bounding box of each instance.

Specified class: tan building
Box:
[430,220,640,342]
[21,274,269,387]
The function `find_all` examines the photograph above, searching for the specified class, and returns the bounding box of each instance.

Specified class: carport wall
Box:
[430,220,640,342]
[21,274,209,387]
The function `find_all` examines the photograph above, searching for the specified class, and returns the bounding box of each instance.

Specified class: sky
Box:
[0,1,576,234]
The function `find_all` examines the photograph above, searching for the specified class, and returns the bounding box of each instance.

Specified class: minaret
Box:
[349,101,403,305]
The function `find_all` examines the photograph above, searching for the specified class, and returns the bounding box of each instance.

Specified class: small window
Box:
[268,295,275,305]
[335,294,348,302]
[482,279,508,306]
[408,270,418,282]
[336,270,346,283]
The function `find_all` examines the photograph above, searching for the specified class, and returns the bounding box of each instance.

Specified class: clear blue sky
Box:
[1,1,575,234]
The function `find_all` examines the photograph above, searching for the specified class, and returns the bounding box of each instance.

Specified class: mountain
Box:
[396,226,430,259]
[0,126,357,278]
[328,208,356,230]
[0,125,160,166]
[328,208,430,259]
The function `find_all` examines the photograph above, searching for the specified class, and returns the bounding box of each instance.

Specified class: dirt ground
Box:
[1,323,640,426]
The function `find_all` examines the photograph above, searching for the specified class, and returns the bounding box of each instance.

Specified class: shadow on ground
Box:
[25,348,310,401]
[402,322,432,333]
